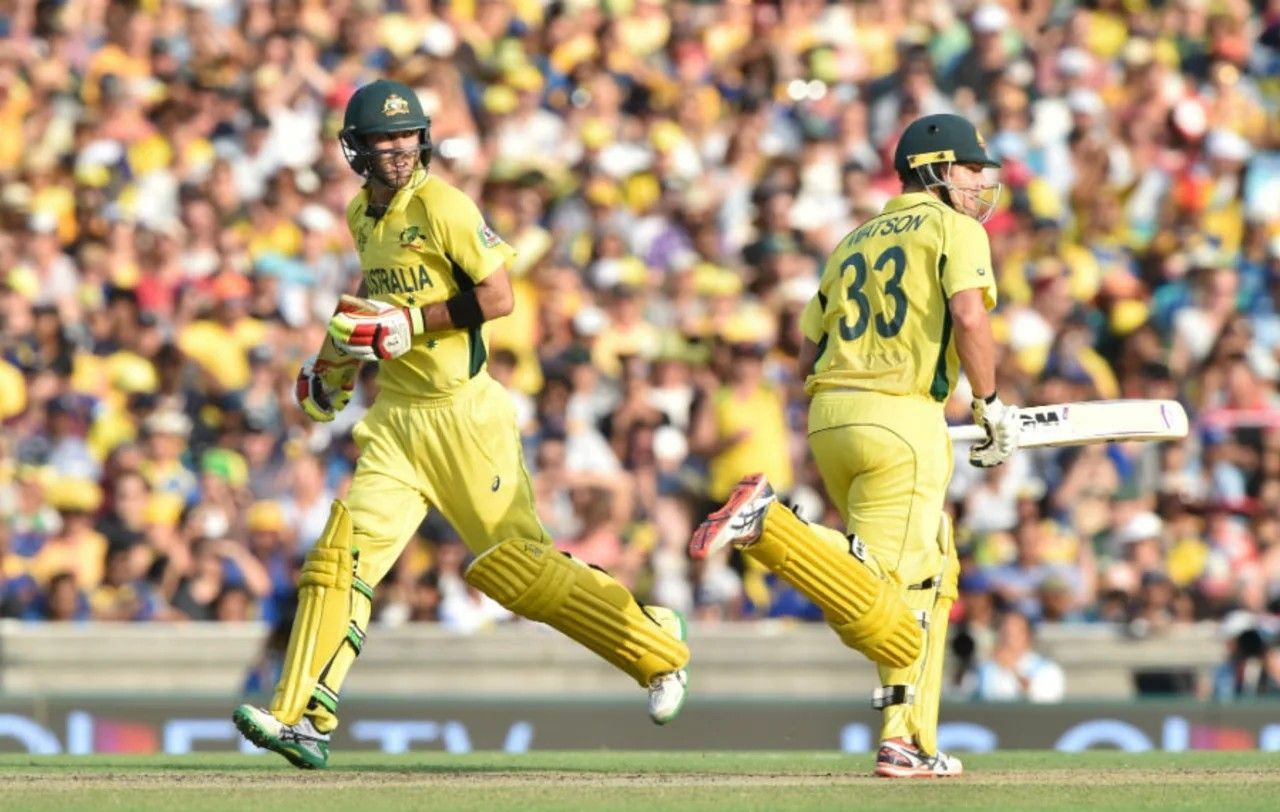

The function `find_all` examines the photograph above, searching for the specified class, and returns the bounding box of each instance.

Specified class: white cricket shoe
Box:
[648,670,688,725]
[687,473,776,560]
[645,605,689,725]
[874,739,964,778]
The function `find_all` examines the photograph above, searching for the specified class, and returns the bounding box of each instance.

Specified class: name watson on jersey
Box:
[366,264,435,295]
[846,212,927,246]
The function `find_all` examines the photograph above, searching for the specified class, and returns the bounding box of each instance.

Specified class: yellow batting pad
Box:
[745,505,922,668]
[271,501,369,726]
[465,539,689,686]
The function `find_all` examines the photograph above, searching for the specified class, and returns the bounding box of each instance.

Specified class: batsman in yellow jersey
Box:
[233,80,689,769]
[690,114,1020,778]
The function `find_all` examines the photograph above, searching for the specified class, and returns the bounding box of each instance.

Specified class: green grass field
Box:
[2,751,1277,811]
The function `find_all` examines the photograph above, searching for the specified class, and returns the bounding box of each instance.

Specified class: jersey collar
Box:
[387,168,428,214]
[362,168,429,218]
[881,191,937,213]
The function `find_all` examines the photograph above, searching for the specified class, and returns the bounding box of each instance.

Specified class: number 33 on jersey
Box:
[800,193,997,403]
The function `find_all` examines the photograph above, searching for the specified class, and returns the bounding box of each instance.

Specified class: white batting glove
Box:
[969,392,1019,468]
[327,295,422,362]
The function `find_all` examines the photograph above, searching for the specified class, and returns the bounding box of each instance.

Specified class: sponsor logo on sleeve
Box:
[478,222,502,249]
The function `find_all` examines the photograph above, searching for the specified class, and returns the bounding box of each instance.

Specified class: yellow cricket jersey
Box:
[801,192,997,404]
[346,170,516,398]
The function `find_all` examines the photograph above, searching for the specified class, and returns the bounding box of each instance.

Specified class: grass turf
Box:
[1,752,1277,811]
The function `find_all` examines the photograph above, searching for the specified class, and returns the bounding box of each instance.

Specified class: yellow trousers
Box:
[808,389,957,753]
[344,372,548,587]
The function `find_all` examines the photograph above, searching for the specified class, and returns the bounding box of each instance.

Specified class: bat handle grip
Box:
[948,425,988,443]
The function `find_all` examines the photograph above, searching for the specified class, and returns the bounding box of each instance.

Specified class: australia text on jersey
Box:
[366,264,436,296]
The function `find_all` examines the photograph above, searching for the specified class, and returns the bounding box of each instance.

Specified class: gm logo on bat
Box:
[1019,411,1063,429]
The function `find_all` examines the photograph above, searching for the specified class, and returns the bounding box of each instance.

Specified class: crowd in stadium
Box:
[0,0,1278,693]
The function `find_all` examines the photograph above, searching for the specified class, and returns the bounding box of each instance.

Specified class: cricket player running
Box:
[690,114,1018,778]
[234,80,689,769]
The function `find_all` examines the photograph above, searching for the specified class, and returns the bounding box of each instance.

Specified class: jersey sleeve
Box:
[434,184,516,284]
[800,294,825,344]
[344,193,365,241]
[941,214,997,310]
[801,256,841,343]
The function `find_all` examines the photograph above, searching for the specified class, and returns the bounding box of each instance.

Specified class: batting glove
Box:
[327,295,422,362]
[969,392,1019,468]
[295,354,356,423]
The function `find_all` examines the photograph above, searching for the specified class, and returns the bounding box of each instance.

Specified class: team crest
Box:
[478,222,502,249]
[382,93,411,117]
[399,225,424,249]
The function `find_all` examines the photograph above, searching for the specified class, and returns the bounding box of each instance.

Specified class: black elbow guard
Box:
[445,289,485,329]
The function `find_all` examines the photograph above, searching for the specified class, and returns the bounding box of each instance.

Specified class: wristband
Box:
[445,289,485,329]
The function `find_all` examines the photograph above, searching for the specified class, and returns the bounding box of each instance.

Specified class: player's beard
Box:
[372,149,420,191]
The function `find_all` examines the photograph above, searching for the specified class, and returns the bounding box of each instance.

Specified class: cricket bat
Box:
[948,399,1189,448]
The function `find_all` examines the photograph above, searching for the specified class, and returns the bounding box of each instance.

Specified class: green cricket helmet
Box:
[893,114,1000,179]
[893,113,1002,221]
[339,79,433,179]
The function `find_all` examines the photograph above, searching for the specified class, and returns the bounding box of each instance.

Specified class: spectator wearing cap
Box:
[32,478,107,592]
[140,409,197,503]
[21,212,79,319]
[7,466,61,560]
[1038,573,1087,624]
[244,500,296,622]
[294,202,346,324]
[592,283,661,379]
[1112,510,1168,584]
[176,270,263,393]
[1211,611,1280,700]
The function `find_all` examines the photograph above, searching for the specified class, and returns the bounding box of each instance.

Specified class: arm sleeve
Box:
[436,186,516,284]
[941,214,998,310]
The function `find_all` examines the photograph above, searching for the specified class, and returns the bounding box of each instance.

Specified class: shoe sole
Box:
[688,474,768,560]
[232,706,324,770]
[874,763,963,779]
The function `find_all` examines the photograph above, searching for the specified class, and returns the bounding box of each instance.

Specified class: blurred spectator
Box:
[1211,612,1280,700]
[973,611,1066,703]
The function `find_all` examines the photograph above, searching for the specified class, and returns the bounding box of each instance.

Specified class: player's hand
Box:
[969,392,1019,468]
[295,354,355,423]
[328,295,420,361]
